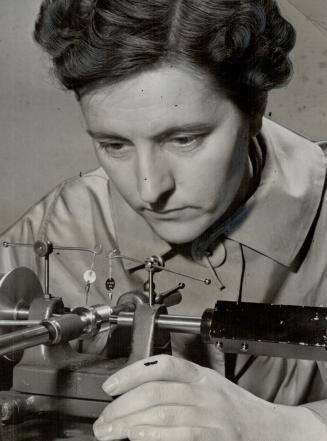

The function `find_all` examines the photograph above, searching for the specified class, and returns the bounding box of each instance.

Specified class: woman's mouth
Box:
[144,207,192,220]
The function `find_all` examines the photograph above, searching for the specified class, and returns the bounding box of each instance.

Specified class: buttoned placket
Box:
[195,237,248,379]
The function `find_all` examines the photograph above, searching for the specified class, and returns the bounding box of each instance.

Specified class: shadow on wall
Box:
[268,0,327,141]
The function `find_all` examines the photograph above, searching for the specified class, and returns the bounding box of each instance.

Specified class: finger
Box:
[128,426,220,441]
[102,354,205,396]
[94,405,212,441]
[100,381,199,423]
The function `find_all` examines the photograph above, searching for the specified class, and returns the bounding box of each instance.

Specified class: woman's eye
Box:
[98,141,131,157]
[99,142,124,151]
[170,134,204,149]
[174,136,196,145]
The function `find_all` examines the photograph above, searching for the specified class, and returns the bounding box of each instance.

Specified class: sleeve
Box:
[0,184,64,277]
[0,187,65,389]
[304,362,327,421]
[0,174,116,358]
[304,401,327,422]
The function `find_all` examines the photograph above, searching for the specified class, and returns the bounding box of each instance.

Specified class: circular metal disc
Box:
[83,269,97,284]
[0,267,44,322]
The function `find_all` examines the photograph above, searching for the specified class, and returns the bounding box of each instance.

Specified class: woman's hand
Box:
[93,354,326,441]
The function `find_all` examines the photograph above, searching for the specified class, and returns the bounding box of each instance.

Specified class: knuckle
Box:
[142,382,154,402]
[112,419,123,434]
[176,358,199,381]
[183,382,197,401]
[161,354,187,374]
[183,427,199,441]
[157,406,167,424]
[155,354,200,383]
[157,353,173,368]
[157,406,174,425]
[143,382,162,404]
[147,428,163,441]
[184,405,201,424]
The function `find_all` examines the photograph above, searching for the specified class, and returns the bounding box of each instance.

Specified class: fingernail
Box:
[102,376,119,394]
[96,415,104,424]
[93,423,113,440]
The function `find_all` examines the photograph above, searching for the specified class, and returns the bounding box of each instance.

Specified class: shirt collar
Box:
[225,118,326,266]
[109,118,326,270]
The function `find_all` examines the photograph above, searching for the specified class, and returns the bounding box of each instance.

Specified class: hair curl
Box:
[34,0,296,116]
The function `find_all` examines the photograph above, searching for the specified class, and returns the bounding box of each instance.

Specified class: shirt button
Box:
[192,241,227,268]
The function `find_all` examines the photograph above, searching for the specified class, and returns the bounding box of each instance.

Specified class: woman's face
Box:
[80,65,252,244]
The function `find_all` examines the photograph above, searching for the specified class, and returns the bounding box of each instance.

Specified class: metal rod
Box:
[3,244,209,285]
[149,271,154,307]
[0,326,50,356]
[16,308,30,320]
[2,241,34,249]
[157,315,201,334]
[111,254,211,285]
[2,241,102,256]
[0,311,201,356]
[112,312,201,335]
[110,254,143,265]
[0,320,41,327]
[151,263,211,285]
[53,245,102,255]
[44,254,50,297]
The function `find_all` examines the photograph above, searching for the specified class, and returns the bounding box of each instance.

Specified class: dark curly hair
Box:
[34,0,296,116]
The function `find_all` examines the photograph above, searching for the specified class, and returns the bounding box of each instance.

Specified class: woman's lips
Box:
[144,207,191,220]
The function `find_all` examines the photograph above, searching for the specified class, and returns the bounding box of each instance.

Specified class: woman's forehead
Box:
[80,65,230,131]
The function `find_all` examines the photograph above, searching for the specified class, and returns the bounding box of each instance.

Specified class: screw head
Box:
[33,240,53,257]
[241,343,249,352]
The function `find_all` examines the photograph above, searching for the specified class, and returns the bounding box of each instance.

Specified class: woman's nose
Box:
[136,149,175,205]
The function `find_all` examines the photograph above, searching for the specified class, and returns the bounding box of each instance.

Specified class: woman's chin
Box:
[146,218,209,245]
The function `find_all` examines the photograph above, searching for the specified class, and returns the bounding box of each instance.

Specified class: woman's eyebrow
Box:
[87,123,214,142]
[86,129,129,142]
[152,123,214,142]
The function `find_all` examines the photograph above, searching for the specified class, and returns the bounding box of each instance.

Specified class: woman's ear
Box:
[250,113,263,137]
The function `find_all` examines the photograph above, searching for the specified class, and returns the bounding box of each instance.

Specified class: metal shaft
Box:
[0,325,50,356]
[45,254,50,297]
[149,271,154,307]
[0,320,41,326]
[112,312,201,335]
[0,312,202,356]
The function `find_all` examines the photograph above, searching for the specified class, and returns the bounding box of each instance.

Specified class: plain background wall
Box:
[0,0,326,232]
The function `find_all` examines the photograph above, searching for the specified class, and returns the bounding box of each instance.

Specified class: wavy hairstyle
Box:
[34,0,296,116]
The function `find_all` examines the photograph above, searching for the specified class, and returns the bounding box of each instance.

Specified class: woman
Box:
[1,0,327,439]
